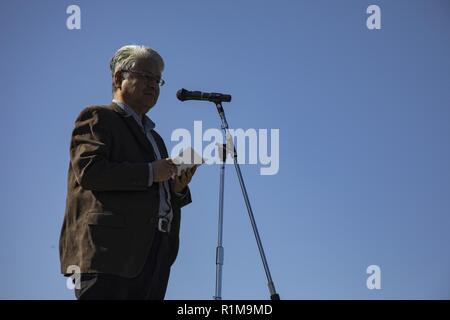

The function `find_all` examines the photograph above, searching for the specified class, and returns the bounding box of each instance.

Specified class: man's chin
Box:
[143,100,156,111]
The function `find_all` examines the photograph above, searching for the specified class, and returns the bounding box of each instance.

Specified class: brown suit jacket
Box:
[59,102,191,278]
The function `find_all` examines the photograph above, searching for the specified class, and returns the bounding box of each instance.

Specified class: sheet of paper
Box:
[171,147,204,176]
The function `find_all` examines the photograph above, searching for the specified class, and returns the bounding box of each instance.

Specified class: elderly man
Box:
[59,45,196,300]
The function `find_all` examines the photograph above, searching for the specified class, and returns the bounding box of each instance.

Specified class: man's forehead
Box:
[133,58,161,75]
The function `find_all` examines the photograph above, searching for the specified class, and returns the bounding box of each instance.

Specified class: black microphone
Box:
[176,88,232,103]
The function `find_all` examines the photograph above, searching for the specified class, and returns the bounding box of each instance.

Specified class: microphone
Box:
[176,88,232,103]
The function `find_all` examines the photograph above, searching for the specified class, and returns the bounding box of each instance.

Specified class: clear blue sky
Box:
[1,0,449,300]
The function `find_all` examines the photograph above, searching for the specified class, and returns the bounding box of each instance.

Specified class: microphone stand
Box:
[213,101,280,300]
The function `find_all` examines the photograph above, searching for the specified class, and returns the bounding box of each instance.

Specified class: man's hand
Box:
[172,165,197,193]
[152,158,178,182]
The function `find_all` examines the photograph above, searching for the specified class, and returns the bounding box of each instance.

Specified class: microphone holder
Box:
[212,101,280,300]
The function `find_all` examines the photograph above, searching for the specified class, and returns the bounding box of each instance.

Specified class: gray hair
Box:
[109,45,164,92]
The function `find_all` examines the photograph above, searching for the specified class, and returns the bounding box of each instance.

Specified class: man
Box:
[59,45,196,300]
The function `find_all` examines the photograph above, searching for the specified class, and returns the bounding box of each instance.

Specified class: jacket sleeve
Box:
[150,129,193,210]
[70,106,150,191]
[172,187,192,209]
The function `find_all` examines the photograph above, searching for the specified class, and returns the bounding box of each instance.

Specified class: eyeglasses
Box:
[121,69,165,87]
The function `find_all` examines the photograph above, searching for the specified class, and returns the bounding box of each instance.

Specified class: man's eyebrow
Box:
[143,70,161,77]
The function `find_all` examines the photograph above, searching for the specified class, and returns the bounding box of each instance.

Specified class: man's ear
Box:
[113,71,123,89]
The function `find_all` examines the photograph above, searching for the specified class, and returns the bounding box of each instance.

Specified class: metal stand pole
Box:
[213,101,280,300]
[214,143,226,300]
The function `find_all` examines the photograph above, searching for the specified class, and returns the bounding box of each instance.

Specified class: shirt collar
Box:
[112,99,156,130]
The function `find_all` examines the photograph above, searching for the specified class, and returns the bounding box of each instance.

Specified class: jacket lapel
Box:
[150,130,169,159]
[108,102,155,157]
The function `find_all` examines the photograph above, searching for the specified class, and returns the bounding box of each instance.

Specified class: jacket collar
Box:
[108,102,156,157]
